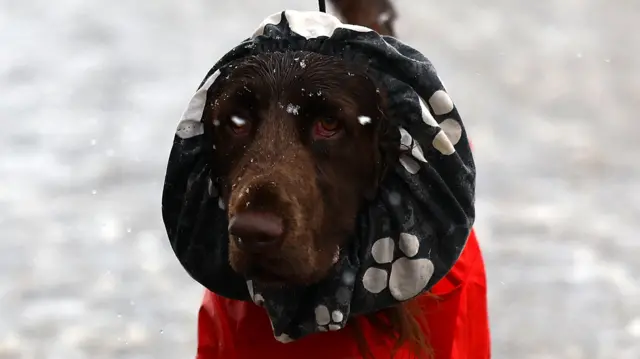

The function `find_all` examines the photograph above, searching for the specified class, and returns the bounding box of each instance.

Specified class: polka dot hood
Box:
[162,10,475,343]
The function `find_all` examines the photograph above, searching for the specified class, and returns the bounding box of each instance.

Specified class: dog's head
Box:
[207,51,395,286]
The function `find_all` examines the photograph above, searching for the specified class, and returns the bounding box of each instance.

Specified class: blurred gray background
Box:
[1,0,638,358]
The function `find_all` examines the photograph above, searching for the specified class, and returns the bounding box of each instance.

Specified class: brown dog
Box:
[209,51,396,286]
[206,50,428,357]
[201,3,432,357]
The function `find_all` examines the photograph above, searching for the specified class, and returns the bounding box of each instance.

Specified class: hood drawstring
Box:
[318,0,326,13]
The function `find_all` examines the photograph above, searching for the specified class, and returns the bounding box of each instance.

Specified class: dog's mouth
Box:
[245,264,289,286]
[226,207,345,286]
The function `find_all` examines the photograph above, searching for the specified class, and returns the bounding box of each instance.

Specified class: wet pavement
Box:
[0,0,638,358]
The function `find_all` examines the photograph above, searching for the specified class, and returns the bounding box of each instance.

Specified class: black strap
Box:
[318,0,326,12]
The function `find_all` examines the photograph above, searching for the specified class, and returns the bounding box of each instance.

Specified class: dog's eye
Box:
[313,118,341,139]
[227,115,252,136]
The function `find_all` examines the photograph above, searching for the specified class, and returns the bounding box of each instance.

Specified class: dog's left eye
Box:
[228,115,252,136]
[313,118,342,139]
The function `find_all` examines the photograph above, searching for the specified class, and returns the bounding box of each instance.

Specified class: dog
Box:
[210,51,394,285]
[181,7,490,359]
[207,50,429,357]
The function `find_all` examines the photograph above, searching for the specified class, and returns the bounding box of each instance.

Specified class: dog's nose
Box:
[228,212,284,252]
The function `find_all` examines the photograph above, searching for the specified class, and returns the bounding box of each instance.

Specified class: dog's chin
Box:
[249,275,326,289]
[246,271,289,288]
[230,256,337,288]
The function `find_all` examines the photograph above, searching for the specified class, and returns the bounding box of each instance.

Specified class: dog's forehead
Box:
[218,61,374,117]
[230,52,367,88]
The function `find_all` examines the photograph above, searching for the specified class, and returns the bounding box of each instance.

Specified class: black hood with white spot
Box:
[162,10,475,342]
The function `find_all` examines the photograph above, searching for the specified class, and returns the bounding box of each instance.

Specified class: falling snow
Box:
[231,116,246,126]
[358,116,371,125]
[1,1,638,359]
[286,103,300,115]
[378,12,392,24]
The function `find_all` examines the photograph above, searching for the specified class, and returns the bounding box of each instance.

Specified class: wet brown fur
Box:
[207,51,431,358]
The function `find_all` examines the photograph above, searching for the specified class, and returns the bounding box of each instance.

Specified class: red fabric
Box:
[195,229,490,359]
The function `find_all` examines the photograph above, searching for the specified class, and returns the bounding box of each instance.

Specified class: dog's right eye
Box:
[227,115,252,136]
[312,118,342,140]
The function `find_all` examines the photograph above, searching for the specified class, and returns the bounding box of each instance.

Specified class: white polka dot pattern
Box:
[440,118,463,146]
[389,257,434,301]
[315,305,331,326]
[399,233,420,257]
[399,127,413,148]
[332,310,344,323]
[362,234,435,301]
[371,237,394,264]
[328,324,342,331]
[175,120,203,139]
[399,154,420,174]
[175,70,220,139]
[399,127,427,163]
[419,93,463,156]
[433,131,456,156]
[315,305,345,332]
[362,267,388,294]
[419,98,439,127]
[411,144,427,163]
[428,90,454,115]
[399,127,428,174]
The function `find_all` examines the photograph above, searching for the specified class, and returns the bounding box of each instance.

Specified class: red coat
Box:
[195,229,490,359]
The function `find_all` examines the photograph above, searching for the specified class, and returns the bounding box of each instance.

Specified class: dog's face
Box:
[207,51,391,286]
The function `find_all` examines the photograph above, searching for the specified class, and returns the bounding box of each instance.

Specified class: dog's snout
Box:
[228,212,284,252]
